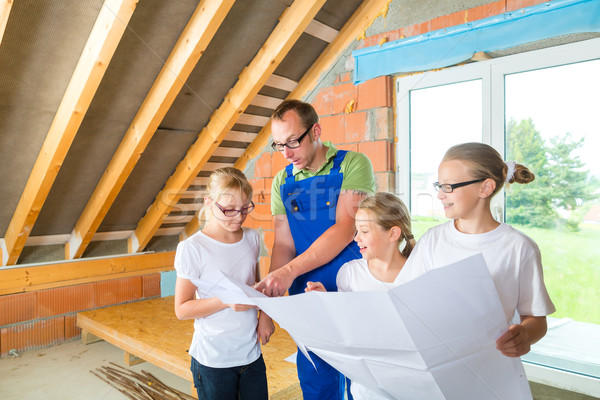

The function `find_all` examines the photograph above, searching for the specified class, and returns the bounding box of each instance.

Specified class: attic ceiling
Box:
[0,0,378,265]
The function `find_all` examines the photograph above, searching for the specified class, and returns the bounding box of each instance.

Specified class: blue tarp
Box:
[353,0,600,84]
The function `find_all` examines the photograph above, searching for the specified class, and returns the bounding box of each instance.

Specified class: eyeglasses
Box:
[433,178,486,193]
[214,201,255,217]
[271,124,313,151]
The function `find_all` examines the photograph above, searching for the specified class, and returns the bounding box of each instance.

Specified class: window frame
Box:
[395,37,600,397]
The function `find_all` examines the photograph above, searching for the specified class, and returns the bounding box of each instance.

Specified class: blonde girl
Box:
[174,167,271,400]
[306,192,415,400]
[403,142,555,358]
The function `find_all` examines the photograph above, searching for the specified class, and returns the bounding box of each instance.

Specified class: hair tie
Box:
[405,234,414,240]
[505,161,516,183]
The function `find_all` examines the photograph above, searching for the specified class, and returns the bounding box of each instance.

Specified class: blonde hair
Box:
[443,142,535,197]
[199,167,253,220]
[359,193,415,257]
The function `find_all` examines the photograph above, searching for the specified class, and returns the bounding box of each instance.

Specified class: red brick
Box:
[249,178,265,192]
[142,274,161,298]
[94,277,142,308]
[311,87,334,116]
[375,172,396,192]
[337,72,352,83]
[357,76,393,111]
[64,314,81,340]
[1,317,65,356]
[258,256,271,280]
[432,11,468,31]
[467,1,505,22]
[271,151,288,176]
[336,143,358,152]
[358,141,393,172]
[244,204,273,230]
[402,23,421,38]
[37,284,95,318]
[0,292,36,326]
[506,0,545,12]
[373,107,394,140]
[344,111,369,143]
[254,153,272,178]
[319,114,344,144]
[331,82,358,115]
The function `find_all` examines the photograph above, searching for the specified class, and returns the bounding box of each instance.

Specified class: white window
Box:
[396,38,600,396]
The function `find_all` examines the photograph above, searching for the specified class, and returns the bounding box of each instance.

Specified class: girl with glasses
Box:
[403,142,555,359]
[305,192,416,400]
[174,167,270,400]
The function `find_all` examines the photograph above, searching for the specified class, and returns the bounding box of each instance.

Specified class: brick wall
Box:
[0,273,161,357]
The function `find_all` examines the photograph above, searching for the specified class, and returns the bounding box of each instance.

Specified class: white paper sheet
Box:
[192,254,532,400]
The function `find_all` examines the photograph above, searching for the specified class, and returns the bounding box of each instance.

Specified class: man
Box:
[255,99,376,399]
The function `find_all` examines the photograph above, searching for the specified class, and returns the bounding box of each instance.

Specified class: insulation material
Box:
[353,0,600,83]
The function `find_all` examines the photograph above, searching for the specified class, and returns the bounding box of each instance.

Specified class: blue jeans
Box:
[297,350,353,400]
[190,355,268,400]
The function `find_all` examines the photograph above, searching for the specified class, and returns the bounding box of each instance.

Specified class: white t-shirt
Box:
[336,258,405,400]
[401,221,555,323]
[174,228,261,368]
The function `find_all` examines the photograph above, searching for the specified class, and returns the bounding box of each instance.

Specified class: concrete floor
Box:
[0,339,192,400]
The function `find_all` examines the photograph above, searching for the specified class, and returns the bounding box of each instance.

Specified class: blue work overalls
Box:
[281,150,359,400]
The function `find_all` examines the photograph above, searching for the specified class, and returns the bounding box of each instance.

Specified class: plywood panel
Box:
[77,296,301,399]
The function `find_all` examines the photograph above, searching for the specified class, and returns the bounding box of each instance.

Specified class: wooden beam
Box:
[0,0,13,47]
[129,0,327,253]
[0,251,174,295]
[234,0,392,172]
[65,0,235,261]
[250,94,284,109]
[1,0,137,266]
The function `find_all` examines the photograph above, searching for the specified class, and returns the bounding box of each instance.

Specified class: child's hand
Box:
[496,323,532,357]
[305,281,326,292]
[227,304,257,312]
[257,311,275,345]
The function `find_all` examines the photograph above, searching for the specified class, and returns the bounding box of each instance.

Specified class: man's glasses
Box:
[271,124,313,151]
[433,178,486,193]
[214,201,255,217]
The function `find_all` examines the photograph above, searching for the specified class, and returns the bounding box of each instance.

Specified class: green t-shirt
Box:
[271,141,376,215]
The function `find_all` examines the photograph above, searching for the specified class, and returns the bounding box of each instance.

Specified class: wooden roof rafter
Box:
[1,0,138,266]
[233,0,392,172]
[128,0,328,253]
[64,0,236,260]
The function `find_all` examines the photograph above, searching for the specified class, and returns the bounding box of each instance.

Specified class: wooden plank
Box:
[1,0,138,266]
[224,130,257,143]
[0,251,174,295]
[212,147,245,158]
[237,113,271,127]
[235,0,392,171]
[81,329,104,345]
[76,297,302,399]
[66,0,235,261]
[0,0,13,47]
[265,74,298,92]
[124,351,145,366]
[130,0,327,253]
[250,94,283,109]
[305,19,338,43]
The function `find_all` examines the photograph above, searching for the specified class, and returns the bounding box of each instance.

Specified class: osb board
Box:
[77,296,301,400]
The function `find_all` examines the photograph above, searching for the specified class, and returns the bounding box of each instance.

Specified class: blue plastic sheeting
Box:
[160,270,177,297]
[352,0,600,84]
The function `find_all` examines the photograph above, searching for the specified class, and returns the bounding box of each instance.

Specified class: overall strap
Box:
[330,150,347,175]
[284,163,295,184]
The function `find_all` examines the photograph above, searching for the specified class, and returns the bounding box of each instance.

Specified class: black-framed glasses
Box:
[433,178,486,193]
[271,124,313,151]
[214,201,255,217]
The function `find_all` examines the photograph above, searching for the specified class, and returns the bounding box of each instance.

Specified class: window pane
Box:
[505,59,600,325]
[410,80,482,236]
